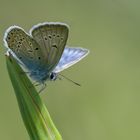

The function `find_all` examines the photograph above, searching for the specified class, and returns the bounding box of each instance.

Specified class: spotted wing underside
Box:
[30,23,69,72]
[4,26,43,70]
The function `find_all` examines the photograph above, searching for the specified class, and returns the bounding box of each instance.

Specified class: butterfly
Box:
[4,22,89,90]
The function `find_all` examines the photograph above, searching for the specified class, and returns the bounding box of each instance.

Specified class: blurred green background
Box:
[1,0,140,140]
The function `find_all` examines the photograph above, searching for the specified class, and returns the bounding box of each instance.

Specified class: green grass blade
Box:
[6,53,62,140]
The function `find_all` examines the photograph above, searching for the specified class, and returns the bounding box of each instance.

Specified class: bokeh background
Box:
[1,0,140,140]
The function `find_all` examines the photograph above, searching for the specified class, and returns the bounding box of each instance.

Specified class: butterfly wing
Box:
[30,22,69,72]
[4,26,45,70]
[4,23,69,82]
[53,46,89,73]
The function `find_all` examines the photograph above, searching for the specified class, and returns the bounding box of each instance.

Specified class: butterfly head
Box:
[49,72,57,81]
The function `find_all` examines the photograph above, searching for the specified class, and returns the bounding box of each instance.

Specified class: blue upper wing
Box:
[53,46,89,73]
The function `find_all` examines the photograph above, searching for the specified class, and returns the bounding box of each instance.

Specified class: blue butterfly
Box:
[4,22,89,90]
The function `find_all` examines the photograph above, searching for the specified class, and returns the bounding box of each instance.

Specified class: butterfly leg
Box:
[38,83,46,93]
[32,81,41,86]
[57,75,62,80]
[28,81,46,93]
[20,71,30,75]
[25,80,41,89]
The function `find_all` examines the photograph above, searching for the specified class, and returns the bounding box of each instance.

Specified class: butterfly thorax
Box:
[29,68,50,83]
[29,68,57,83]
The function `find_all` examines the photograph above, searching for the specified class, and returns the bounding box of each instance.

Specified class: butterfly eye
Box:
[49,72,57,81]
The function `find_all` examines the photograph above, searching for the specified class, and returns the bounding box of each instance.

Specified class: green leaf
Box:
[6,53,62,140]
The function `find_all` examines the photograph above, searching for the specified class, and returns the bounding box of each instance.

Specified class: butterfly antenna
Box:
[59,74,81,86]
